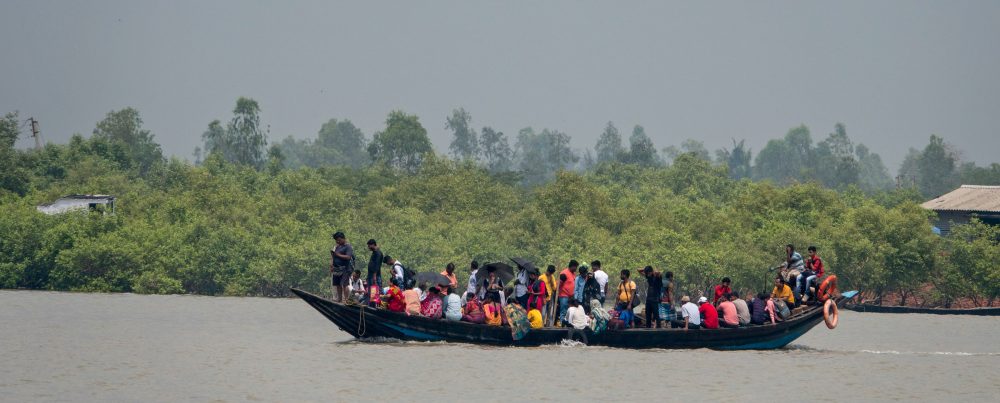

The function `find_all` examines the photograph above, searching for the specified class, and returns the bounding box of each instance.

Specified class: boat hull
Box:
[291,288,845,350]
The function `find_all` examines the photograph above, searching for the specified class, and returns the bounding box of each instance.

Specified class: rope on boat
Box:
[357,304,367,337]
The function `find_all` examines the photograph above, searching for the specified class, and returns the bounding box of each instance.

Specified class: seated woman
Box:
[403,284,422,316]
[462,292,485,324]
[443,286,463,321]
[384,278,406,313]
[483,294,504,326]
[420,287,444,319]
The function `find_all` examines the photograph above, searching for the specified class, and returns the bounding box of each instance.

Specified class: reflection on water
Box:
[1,290,998,402]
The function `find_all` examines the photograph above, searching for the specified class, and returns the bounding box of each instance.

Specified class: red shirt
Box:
[528,280,547,311]
[699,302,719,329]
[810,255,824,278]
[385,286,406,312]
[558,269,576,298]
[713,284,731,304]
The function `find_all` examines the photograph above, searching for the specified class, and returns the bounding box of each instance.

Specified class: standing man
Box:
[558,260,579,327]
[592,260,608,305]
[464,260,480,304]
[366,239,383,288]
[659,271,675,328]
[641,266,663,328]
[574,263,589,304]
[514,263,529,308]
[330,231,354,303]
[441,262,459,294]
[541,265,557,326]
[383,255,405,286]
[616,269,637,328]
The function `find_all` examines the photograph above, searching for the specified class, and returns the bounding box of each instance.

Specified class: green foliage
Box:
[92,107,164,175]
[595,121,624,164]
[2,108,998,305]
[201,98,269,168]
[368,110,433,172]
[446,108,478,160]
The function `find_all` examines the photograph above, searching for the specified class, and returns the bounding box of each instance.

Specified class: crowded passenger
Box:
[771,276,795,307]
[565,299,591,344]
[527,305,543,329]
[659,271,675,328]
[797,246,824,302]
[678,295,701,329]
[591,260,609,305]
[481,265,505,303]
[403,283,421,316]
[347,270,366,304]
[483,294,504,326]
[558,261,578,326]
[420,287,444,319]
[641,266,663,328]
[697,296,720,329]
[443,286,463,321]
[384,278,406,313]
[574,263,589,304]
[540,265,557,326]
[527,270,547,313]
[731,292,751,326]
[441,263,459,294]
[616,269,637,328]
[329,232,354,303]
[514,262,530,307]
[716,293,739,328]
[465,260,480,303]
[461,292,485,324]
[713,277,731,305]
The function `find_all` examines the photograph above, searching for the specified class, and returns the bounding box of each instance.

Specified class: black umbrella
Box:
[476,262,515,284]
[413,272,451,288]
[510,257,537,274]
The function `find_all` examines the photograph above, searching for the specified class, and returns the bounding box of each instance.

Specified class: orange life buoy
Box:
[818,275,838,302]
[823,299,839,329]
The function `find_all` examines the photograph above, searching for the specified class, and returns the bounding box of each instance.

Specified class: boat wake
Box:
[785,344,998,357]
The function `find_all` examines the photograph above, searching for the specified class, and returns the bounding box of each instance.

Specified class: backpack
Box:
[774,299,790,319]
[398,263,417,289]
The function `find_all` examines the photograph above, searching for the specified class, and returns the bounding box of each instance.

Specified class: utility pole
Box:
[29,117,43,149]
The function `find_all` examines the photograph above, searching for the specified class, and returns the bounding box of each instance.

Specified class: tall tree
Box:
[917,135,959,197]
[754,125,814,184]
[93,107,164,174]
[855,143,893,191]
[514,127,578,186]
[665,139,710,164]
[368,110,433,172]
[594,121,624,164]
[0,111,18,150]
[479,126,512,172]
[622,125,660,166]
[715,139,752,180]
[446,108,478,160]
[227,97,268,168]
[815,123,859,189]
[201,120,228,161]
[317,118,368,168]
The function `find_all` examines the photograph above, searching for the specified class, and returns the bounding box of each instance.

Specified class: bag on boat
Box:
[774,299,790,319]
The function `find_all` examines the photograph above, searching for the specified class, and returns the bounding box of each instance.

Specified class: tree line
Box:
[0,100,998,306]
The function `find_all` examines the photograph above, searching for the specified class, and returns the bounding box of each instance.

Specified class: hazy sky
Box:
[3,0,999,170]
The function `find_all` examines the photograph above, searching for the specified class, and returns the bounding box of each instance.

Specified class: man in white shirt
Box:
[464,260,479,304]
[592,260,609,305]
[383,255,405,286]
[565,299,591,344]
[679,295,701,329]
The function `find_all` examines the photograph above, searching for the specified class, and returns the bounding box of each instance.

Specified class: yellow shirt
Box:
[772,284,795,304]
[617,280,637,304]
[539,273,556,301]
[527,309,543,329]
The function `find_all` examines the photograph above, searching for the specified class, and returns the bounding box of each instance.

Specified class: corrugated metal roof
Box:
[921,185,1000,212]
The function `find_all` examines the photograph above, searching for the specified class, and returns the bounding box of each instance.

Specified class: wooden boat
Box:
[844,303,1000,316]
[291,288,857,350]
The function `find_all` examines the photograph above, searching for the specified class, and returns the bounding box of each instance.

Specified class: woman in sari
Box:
[462,292,485,324]
[483,294,504,326]
[420,287,444,319]
[590,299,610,334]
[384,278,406,313]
